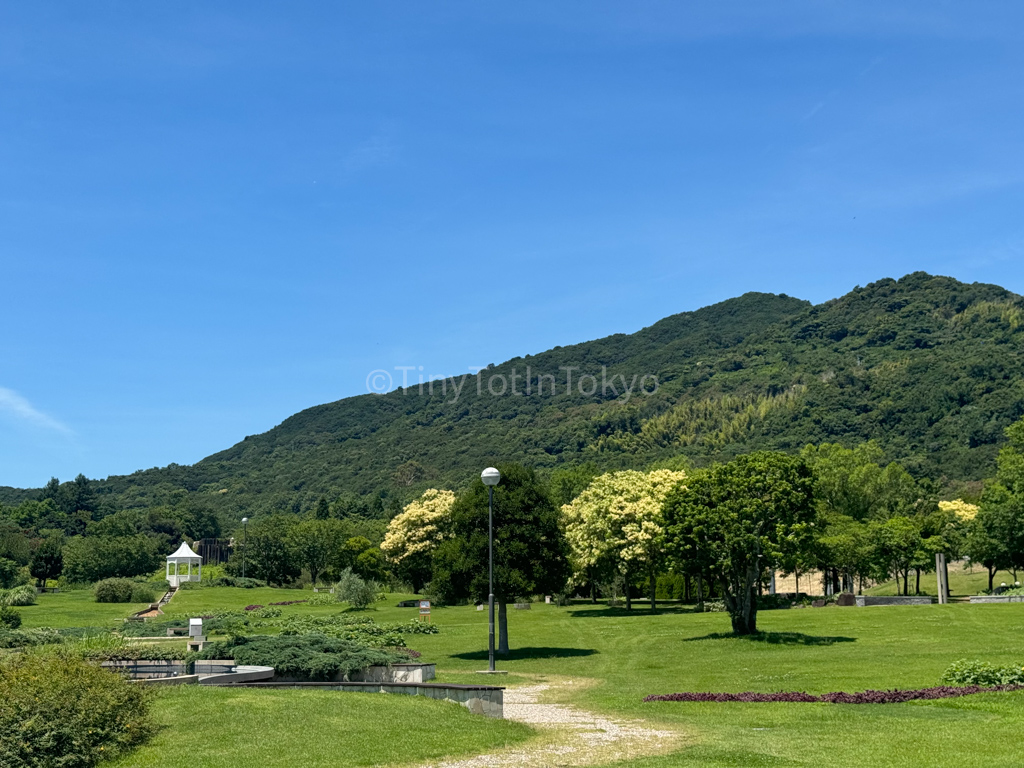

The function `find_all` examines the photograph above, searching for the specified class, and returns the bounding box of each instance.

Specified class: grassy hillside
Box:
[6,272,1024,519]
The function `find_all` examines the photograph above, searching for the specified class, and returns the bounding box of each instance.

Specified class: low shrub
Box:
[307,592,338,606]
[0,627,64,649]
[210,576,268,589]
[0,585,37,607]
[94,578,136,603]
[335,568,384,610]
[195,633,409,680]
[130,584,156,604]
[270,599,308,606]
[278,615,435,647]
[0,650,154,767]
[248,606,282,619]
[701,600,727,613]
[940,659,1024,687]
[0,606,22,629]
[644,685,1024,704]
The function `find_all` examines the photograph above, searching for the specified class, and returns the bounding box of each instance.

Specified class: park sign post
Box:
[419,599,431,623]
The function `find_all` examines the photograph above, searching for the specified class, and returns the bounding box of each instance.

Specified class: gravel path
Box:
[420,679,678,768]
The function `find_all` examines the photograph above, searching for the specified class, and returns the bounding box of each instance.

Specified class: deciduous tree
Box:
[663,452,816,635]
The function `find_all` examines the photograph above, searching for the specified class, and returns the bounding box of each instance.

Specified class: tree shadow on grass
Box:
[683,631,856,646]
[452,647,599,661]
[566,605,700,619]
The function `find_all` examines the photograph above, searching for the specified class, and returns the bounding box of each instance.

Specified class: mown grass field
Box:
[22,587,1024,767]
[106,686,532,768]
[16,589,153,629]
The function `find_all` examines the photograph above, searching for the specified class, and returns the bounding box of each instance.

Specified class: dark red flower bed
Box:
[243,604,264,611]
[643,685,1024,704]
[269,600,308,606]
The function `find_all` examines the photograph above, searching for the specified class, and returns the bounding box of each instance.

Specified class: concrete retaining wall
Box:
[969,595,1024,603]
[272,663,437,684]
[101,660,274,686]
[233,681,504,718]
[855,595,934,606]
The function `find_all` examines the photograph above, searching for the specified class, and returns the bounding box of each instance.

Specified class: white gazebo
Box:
[166,542,203,587]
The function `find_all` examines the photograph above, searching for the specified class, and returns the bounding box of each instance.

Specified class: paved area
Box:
[423,679,678,768]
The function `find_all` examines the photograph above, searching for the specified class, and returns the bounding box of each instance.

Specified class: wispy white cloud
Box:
[0,387,73,435]
[344,134,398,173]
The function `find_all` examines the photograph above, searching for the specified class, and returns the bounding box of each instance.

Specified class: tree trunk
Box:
[590,581,597,604]
[795,569,799,597]
[988,566,995,593]
[497,601,509,655]
[624,571,631,610]
[696,574,704,611]
[914,567,920,595]
[649,564,657,613]
[902,569,909,596]
[729,570,759,635]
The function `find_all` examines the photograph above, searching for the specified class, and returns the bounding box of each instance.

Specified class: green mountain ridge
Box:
[6,272,1024,518]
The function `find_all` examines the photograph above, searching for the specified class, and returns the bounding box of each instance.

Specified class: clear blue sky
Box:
[2,2,1023,488]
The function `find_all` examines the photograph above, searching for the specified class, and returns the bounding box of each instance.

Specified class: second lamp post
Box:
[481,466,501,672]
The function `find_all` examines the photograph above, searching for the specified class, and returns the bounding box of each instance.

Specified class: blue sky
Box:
[2,2,1023,488]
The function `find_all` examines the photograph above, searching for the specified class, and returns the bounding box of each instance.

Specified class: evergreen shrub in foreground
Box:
[0,651,154,768]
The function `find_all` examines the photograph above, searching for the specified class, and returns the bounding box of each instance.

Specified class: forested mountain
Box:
[5,273,1024,520]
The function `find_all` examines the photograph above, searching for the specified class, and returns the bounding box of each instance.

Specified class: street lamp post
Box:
[241,517,248,579]
[481,467,501,672]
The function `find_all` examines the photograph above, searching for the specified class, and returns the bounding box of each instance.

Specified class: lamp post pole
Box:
[481,467,501,672]
[241,517,248,579]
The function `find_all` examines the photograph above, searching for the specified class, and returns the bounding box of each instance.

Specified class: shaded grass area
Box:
[16,590,150,629]
[105,686,532,768]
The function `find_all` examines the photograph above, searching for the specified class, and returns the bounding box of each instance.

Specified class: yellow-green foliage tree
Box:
[381,489,455,592]
[561,469,686,611]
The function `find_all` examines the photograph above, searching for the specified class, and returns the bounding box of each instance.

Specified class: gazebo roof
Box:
[167,542,202,561]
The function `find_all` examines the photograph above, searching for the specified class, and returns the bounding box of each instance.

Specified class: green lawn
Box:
[25,587,1024,767]
[394,600,1024,768]
[106,686,531,768]
[16,589,151,629]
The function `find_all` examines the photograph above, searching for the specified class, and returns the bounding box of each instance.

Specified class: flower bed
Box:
[643,685,1024,704]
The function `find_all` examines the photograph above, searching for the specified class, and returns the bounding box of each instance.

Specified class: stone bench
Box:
[854,595,934,606]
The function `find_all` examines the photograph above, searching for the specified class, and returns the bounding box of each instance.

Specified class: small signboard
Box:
[419,600,431,622]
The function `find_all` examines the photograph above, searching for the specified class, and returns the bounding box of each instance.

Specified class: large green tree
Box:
[432,464,569,654]
[663,452,816,635]
[29,536,64,587]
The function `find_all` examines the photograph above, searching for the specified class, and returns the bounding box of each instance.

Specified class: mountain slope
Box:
[8,273,1024,517]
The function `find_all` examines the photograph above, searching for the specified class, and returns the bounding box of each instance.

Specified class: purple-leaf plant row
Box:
[644,685,1024,704]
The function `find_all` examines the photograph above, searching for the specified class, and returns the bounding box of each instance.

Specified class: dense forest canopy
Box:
[2,273,1022,525]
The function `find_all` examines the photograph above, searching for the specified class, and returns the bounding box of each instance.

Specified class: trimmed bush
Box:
[0,585,37,607]
[130,584,156,604]
[0,651,154,767]
[94,578,136,603]
[940,659,1024,686]
[0,605,22,629]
